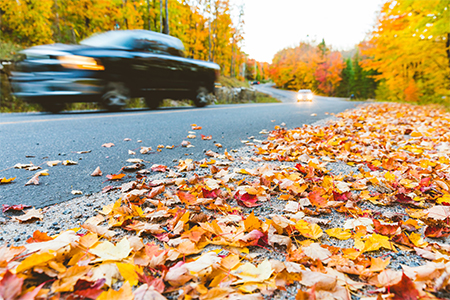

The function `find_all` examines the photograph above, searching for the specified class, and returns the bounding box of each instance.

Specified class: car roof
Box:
[80,30,185,52]
[298,89,312,92]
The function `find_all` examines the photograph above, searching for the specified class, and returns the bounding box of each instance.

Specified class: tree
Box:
[361,0,450,103]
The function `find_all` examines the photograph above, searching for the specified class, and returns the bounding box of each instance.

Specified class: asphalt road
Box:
[0,84,363,208]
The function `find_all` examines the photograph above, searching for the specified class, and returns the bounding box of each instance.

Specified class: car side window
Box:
[134,38,169,55]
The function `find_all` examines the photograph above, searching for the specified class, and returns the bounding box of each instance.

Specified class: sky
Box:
[231,0,386,63]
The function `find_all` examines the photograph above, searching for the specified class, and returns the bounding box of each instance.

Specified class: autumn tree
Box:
[270,41,344,95]
[0,0,54,46]
[361,0,450,103]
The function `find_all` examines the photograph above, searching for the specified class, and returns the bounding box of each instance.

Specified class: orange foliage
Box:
[269,41,345,96]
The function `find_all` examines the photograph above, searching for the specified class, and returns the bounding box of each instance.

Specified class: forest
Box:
[270,0,450,103]
[1,0,449,104]
[0,0,246,79]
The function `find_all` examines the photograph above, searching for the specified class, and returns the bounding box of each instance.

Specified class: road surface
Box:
[0,85,362,209]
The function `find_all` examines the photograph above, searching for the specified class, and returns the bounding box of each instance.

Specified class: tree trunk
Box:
[123,0,128,29]
[447,33,450,70]
[159,0,163,33]
[54,0,61,42]
[164,0,169,34]
[208,18,211,61]
[146,0,151,30]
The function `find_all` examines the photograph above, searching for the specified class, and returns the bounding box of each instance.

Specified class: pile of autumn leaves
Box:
[3,103,450,299]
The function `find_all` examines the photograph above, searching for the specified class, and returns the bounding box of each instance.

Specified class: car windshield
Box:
[80,31,134,49]
[299,89,312,93]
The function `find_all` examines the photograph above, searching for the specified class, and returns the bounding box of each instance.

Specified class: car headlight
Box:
[307,93,313,100]
[297,94,303,100]
[57,55,104,71]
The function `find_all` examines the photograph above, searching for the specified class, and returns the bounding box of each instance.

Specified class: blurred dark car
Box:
[11,30,220,112]
[251,81,260,85]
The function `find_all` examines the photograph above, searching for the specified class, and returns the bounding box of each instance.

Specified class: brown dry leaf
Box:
[25,174,40,186]
[91,166,102,176]
[12,207,43,222]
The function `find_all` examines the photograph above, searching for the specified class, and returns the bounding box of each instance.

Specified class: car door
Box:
[131,38,173,92]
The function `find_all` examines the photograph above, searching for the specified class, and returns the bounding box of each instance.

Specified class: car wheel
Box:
[101,82,129,111]
[40,102,65,113]
[193,87,210,107]
[144,93,162,110]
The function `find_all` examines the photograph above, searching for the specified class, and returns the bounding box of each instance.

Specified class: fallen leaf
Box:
[151,164,167,172]
[90,237,132,262]
[106,173,126,181]
[134,283,167,300]
[0,270,23,300]
[46,160,61,167]
[2,204,31,213]
[102,143,115,148]
[232,259,273,284]
[0,177,16,184]
[25,175,40,186]
[388,273,420,300]
[97,281,134,300]
[91,166,102,176]
[12,207,43,222]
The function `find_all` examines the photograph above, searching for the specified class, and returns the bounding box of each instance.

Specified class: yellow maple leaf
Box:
[325,228,352,240]
[363,233,393,252]
[232,259,273,284]
[244,211,261,232]
[16,252,55,273]
[116,262,142,286]
[369,257,390,273]
[342,248,361,260]
[295,219,323,239]
[408,232,428,248]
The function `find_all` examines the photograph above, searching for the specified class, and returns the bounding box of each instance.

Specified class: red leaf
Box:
[202,188,220,199]
[395,193,414,204]
[424,225,450,238]
[333,191,350,201]
[201,134,212,140]
[373,219,399,237]
[177,191,197,204]
[0,270,23,300]
[151,165,167,172]
[240,229,265,246]
[234,192,261,208]
[391,232,414,247]
[388,273,419,300]
[2,204,31,213]
[74,278,106,299]
[308,188,327,207]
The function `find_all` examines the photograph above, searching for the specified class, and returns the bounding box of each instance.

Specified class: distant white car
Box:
[297,89,314,102]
